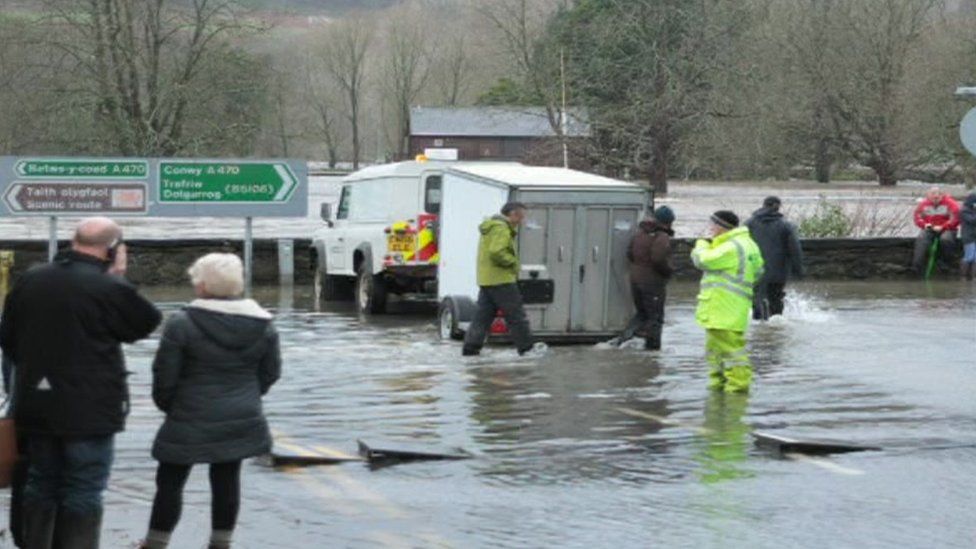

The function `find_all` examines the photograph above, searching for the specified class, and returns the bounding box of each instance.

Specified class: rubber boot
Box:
[208,529,233,549]
[461,345,480,357]
[644,324,662,351]
[52,510,101,549]
[962,261,974,281]
[22,504,56,549]
[724,366,753,394]
[707,367,725,391]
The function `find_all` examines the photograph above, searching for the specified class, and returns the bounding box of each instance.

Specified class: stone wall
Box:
[0,237,936,286]
[670,238,918,280]
[0,239,317,286]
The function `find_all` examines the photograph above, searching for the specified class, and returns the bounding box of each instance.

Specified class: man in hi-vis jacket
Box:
[691,211,764,393]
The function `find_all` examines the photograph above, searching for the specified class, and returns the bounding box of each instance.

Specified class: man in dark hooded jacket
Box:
[960,192,976,280]
[746,196,804,320]
[616,206,675,350]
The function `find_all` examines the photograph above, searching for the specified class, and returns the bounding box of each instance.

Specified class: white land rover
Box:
[312,160,446,313]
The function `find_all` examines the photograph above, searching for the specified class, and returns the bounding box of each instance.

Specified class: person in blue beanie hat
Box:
[612,205,675,349]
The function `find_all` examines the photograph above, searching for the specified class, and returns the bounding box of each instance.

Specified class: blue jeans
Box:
[963,242,976,263]
[23,434,115,515]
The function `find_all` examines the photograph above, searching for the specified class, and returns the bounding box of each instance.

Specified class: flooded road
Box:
[5,281,975,548]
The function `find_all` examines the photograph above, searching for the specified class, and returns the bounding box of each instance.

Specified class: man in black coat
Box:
[746,196,804,320]
[0,217,161,549]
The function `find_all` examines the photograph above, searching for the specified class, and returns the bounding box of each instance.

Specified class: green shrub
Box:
[797,196,852,237]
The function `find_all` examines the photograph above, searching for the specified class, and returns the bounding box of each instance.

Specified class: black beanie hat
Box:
[710,210,739,229]
[763,195,782,209]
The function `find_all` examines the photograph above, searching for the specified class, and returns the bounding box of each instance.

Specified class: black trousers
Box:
[463,284,534,354]
[148,461,242,533]
[912,229,958,273]
[753,281,787,320]
[9,433,28,548]
[621,283,666,350]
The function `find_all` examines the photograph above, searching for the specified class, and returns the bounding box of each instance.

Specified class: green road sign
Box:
[15,159,148,179]
[159,162,299,203]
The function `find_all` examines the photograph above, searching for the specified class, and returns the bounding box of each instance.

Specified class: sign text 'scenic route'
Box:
[4,182,148,214]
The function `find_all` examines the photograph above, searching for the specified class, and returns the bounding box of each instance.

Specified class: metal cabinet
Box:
[516,194,642,338]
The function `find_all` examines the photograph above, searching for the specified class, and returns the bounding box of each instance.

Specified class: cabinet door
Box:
[578,207,612,331]
[542,208,576,331]
[607,209,641,330]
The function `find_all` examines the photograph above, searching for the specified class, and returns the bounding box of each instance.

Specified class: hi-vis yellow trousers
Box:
[705,329,752,393]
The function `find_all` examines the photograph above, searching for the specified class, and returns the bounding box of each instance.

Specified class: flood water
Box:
[4,280,975,548]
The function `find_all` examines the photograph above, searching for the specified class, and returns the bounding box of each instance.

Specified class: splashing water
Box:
[780,289,836,323]
[593,337,648,350]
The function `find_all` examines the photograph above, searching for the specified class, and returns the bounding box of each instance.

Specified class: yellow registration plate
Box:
[387,235,415,253]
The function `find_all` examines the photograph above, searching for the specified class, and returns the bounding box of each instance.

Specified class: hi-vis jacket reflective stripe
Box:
[691,227,764,332]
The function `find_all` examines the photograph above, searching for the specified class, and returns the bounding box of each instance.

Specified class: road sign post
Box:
[244,217,253,298]
[48,216,57,262]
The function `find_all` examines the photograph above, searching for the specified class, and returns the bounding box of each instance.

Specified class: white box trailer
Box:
[437,164,651,343]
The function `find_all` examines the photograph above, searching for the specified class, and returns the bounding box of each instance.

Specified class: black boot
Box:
[644,323,663,351]
[52,510,101,549]
[461,345,480,356]
[22,504,56,549]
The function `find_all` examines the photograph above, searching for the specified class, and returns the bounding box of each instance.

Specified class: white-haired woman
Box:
[139,254,281,549]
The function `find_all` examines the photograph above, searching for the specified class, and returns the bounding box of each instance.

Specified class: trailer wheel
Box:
[356,264,388,314]
[438,299,464,341]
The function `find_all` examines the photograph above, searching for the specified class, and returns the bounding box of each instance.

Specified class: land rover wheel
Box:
[356,265,388,314]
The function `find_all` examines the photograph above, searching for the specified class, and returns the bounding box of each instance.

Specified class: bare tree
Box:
[35,0,262,156]
[266,71,301,157]
[434,32,475,106]
[383,4,431,159]
[478,0,567,142]
[322,18,373,169]
[810,0,943,185]
[303,56,344,167]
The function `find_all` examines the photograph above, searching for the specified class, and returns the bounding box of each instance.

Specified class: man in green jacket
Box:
[691,210,764,393]
[462,202,536,356]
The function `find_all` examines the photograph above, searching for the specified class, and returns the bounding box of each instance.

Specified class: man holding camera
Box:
[1,217,161,549]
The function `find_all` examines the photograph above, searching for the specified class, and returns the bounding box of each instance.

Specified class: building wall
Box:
[408,136,543,161]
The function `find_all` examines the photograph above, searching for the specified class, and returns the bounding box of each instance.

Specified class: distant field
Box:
[239,0,400,12]
[2,0,400,15]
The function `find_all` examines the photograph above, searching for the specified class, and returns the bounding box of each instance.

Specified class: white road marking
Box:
[783,452,865,476]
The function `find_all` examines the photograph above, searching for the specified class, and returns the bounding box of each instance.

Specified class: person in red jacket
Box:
[912,186,960,274]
